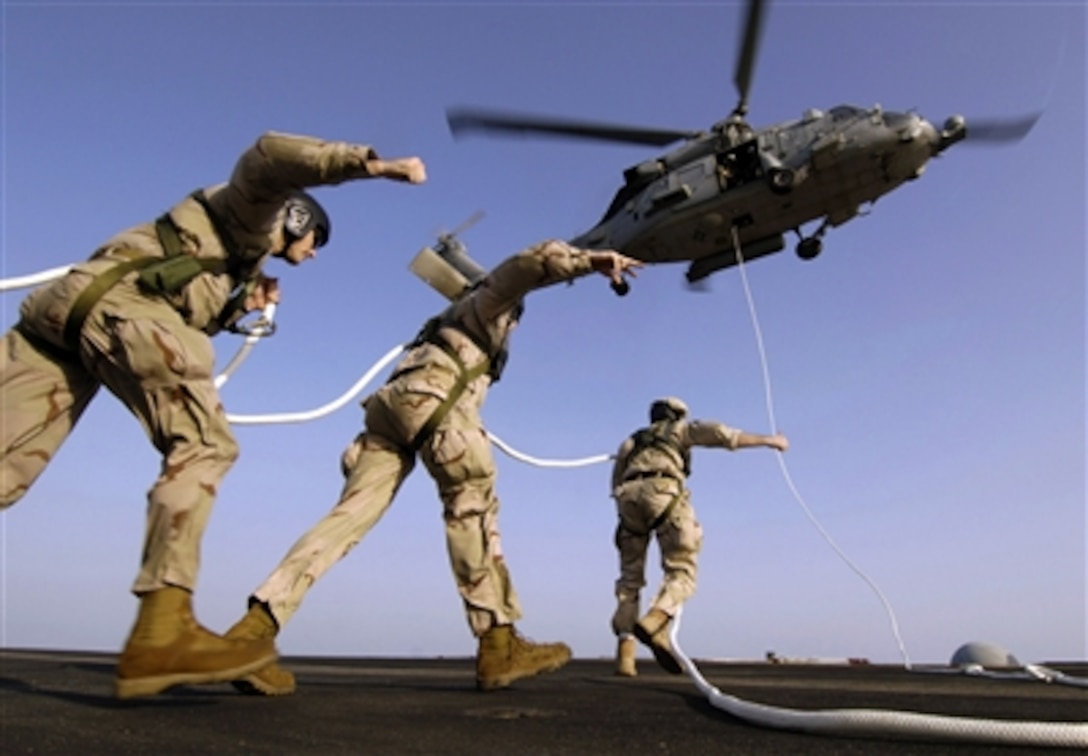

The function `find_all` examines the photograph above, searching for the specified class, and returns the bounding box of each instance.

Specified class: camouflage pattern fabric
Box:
[609,418,742,632]
[1,131,387,594]
[252,240,596,636]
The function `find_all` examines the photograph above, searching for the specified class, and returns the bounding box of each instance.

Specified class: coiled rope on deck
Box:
[668,607,1087,749]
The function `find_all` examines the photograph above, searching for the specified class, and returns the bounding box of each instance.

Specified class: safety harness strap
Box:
[189,189,242,260]
[648,489,683,531]
[617,491,683,537]
[626,424,691,477]
[61,202,238,351]
[621,488,684,537]
[408,338,490,452]
[62,256,160,350]
[155,214,184,258]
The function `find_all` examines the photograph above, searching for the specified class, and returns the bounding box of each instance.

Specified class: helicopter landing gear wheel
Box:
[796,236,822,260]
[768,167,795,194]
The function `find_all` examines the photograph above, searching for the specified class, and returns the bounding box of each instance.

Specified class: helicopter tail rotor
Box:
[963,112,1043,143]
[935,111,1042,152]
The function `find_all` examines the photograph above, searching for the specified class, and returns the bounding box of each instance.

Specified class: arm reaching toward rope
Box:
[733,430,789,452]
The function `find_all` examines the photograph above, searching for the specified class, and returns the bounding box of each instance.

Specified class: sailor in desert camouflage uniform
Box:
[0,131,426,698]
[609,397,788,677]
[225,240,643,695]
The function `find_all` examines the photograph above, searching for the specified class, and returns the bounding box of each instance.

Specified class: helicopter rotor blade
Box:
[964,112,1043,143]
[447,107,701,148]
[732,0,769,117]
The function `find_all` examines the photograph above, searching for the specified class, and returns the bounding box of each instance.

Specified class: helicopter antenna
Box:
[732,0,769,119]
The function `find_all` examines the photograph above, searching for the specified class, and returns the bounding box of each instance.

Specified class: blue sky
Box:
[1,1,1084,667]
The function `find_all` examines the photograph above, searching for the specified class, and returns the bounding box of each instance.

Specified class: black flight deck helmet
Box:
[282,191,331,248]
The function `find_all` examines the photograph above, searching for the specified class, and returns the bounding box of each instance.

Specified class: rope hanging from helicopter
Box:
[4,260,1084,748]
[665,227,1085,748]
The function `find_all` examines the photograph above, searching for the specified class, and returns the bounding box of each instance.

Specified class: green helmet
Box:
[649,396,688,423]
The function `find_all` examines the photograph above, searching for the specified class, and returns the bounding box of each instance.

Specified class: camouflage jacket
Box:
[381,240,596,423]
[22,131,381,342]
[611,418,743,492]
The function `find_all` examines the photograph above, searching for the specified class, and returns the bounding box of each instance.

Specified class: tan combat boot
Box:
[615,635,638,677]
[115,586,277,699]
[224,602,296,696]
[476,624,572,691]
[634,608,683,675]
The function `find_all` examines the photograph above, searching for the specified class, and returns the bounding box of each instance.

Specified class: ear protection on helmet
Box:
[283,191,331,247]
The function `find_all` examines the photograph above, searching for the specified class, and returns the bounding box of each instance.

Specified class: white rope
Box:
[225,343,406,425]
[221,342,608,462]
[729,226,1088,690]
[488,432,613,467]
[3,266,618,460]
[669,608,1088,749]
[214,303,277,389]
[0,265,74,292]
[658,226,1088,748]
[729,225,912,667]
[919,663,1088,689]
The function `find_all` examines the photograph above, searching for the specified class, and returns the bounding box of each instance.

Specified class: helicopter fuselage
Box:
[572,103,945,281]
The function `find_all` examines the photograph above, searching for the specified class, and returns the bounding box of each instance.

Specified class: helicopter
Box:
[445,0,1041,293]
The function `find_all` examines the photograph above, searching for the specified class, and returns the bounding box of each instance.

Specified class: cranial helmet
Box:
[283,191,331,248]
[649,396,689,423]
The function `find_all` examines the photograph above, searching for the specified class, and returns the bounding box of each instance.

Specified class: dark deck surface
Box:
[1,650,1085,754]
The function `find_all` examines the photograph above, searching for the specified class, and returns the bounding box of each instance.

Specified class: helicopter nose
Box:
[887,112,938,148]
[917,118,941,153]
[882,112,940,180]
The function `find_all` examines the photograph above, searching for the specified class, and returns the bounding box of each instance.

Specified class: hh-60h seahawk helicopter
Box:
[445,0,1040,293]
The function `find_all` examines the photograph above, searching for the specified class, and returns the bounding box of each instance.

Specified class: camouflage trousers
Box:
[253,392,523,637]
[611,478,703,635]
[1,277,238,594]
